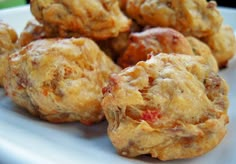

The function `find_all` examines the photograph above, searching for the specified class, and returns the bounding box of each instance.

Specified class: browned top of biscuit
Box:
[31,0,131,40]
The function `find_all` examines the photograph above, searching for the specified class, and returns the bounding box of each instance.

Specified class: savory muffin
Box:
[30,0,131,40]
[0,21,18,86]
[202,25,236,68]
[117,27,194,68]
[126,0,223,37]
[186,36,218,72]
[102,53,229,160]
[4,37,120,124]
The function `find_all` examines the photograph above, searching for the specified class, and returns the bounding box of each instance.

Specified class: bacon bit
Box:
[172,34,180,44]
[64,66,72,77]
[31,60,39,66]
[148,76,154,85]
[42,88,49,96]
[17,85,24,90]
[102,74,119,95]
[147,51,156,60]
[102,86,111,94]
[146,53,153,60]
[141,108,161,123]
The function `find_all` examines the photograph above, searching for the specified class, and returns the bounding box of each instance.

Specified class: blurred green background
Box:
[0,0,26,9]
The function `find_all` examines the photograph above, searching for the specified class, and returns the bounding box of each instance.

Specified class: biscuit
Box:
[31,0,131,40]
[4,37,120,124]
[126,0,222,37]
[102,53,229,160]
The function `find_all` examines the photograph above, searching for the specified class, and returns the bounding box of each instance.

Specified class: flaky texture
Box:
[18,19,46,47]
[0,21,18,86]
[102,53,229,161]
[31,0,131,40]
[117,27,194,68]
[202,25,236,68]
[126,0,222,37]
[186,36,218,72]
[4,38,120,124]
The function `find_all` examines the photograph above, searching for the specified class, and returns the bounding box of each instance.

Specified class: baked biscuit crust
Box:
[102,53,229,160]
[4,37,120,124]
[126,0,223,37]
[31,0,131,40]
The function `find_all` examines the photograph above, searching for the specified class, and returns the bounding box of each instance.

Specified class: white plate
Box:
[0,5,236,164]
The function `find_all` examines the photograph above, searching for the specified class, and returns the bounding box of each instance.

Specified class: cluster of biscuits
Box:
[0,0,235,161]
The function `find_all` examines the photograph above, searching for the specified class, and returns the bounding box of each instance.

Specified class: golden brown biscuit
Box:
[117,27,194,68]
[126,0,222,37]
[31,0,131,40]
[0,21,18,86]
[102,53,229,160]
[4,37,120,124]
[202,25,236,68]
[186,36,218,72]
[18,19,46,47]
